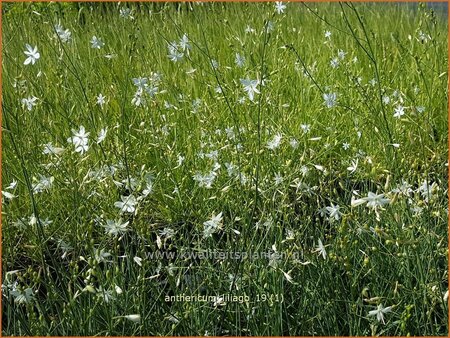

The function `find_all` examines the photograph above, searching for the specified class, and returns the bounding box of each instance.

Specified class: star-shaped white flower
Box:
[24,44,40,65]
[275,2,286,14]
[368,304,392,324]
[240,78,260,101]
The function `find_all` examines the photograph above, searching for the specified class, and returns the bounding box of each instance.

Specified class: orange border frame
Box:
[0,0,448,337]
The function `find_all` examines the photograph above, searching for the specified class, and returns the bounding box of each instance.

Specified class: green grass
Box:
[1,2,448,336]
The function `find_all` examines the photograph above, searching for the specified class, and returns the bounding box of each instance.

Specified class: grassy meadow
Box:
[1,1,449,336]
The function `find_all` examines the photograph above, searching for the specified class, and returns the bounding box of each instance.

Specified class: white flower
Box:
[324,31,331,39]
[337,49,347,59]
[123,314,141,323]
[274,2,286,14]
[2,190,16,201]
[146,84,158,96]
[96,94,107,108]
[225,127,236,140]
[97,128,107,144]
[418,30,431,43]
[330,58,339,68]
[300,124,311,133]
[235,53,245,67]
[393,105,405,118]
[70,126,89,146]
[245,25,256,34]
[167,41,184,62]
[365,192,390,209]
[91,36,104,49]
[326,204,341,221]
[115,285,123,295]
[300,165,309,176]
[177,155,185,167]
[315,239,327,260]
[323,92,337,108]
[93,248,112,264]
[119,8,134,20]
[104,54,117,60]
[274,172,283,185]
[42,142,65,156]
[54,24,72,43]
[416,106,425,113]
[159,227,176,239]
[368,304,392,324]
[24,44,40,65]
[240,78,260,101]
[212,296,226,307]
[347,159,358,173]
[114,195,137,213]
[281,270,294,283]
[193,171,217,189]
[10,288,35,304]
[142,175,154,197]
[352,192,390,211]
[21,96,38,111]
[68,126,89,154]
[29,215,38,226]
[131,88,146,107]
[5,180,17,190]
[179,34,191,54]
[266,133,282,150]
[417,180,437,202]
[225,162,236,177]
[132,77,148,89]
[97,286,115,303]
[289,138,299,149]
[103,219,129,236]
[342,142,350,150]
[133,256,143,266]
[32,175,54,193]
[203,212,223,238]
[391,180,412,196]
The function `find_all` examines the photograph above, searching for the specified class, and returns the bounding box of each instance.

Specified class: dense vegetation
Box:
[2,2,448,335]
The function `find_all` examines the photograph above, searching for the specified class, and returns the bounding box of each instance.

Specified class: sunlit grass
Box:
[1,2,448,336]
